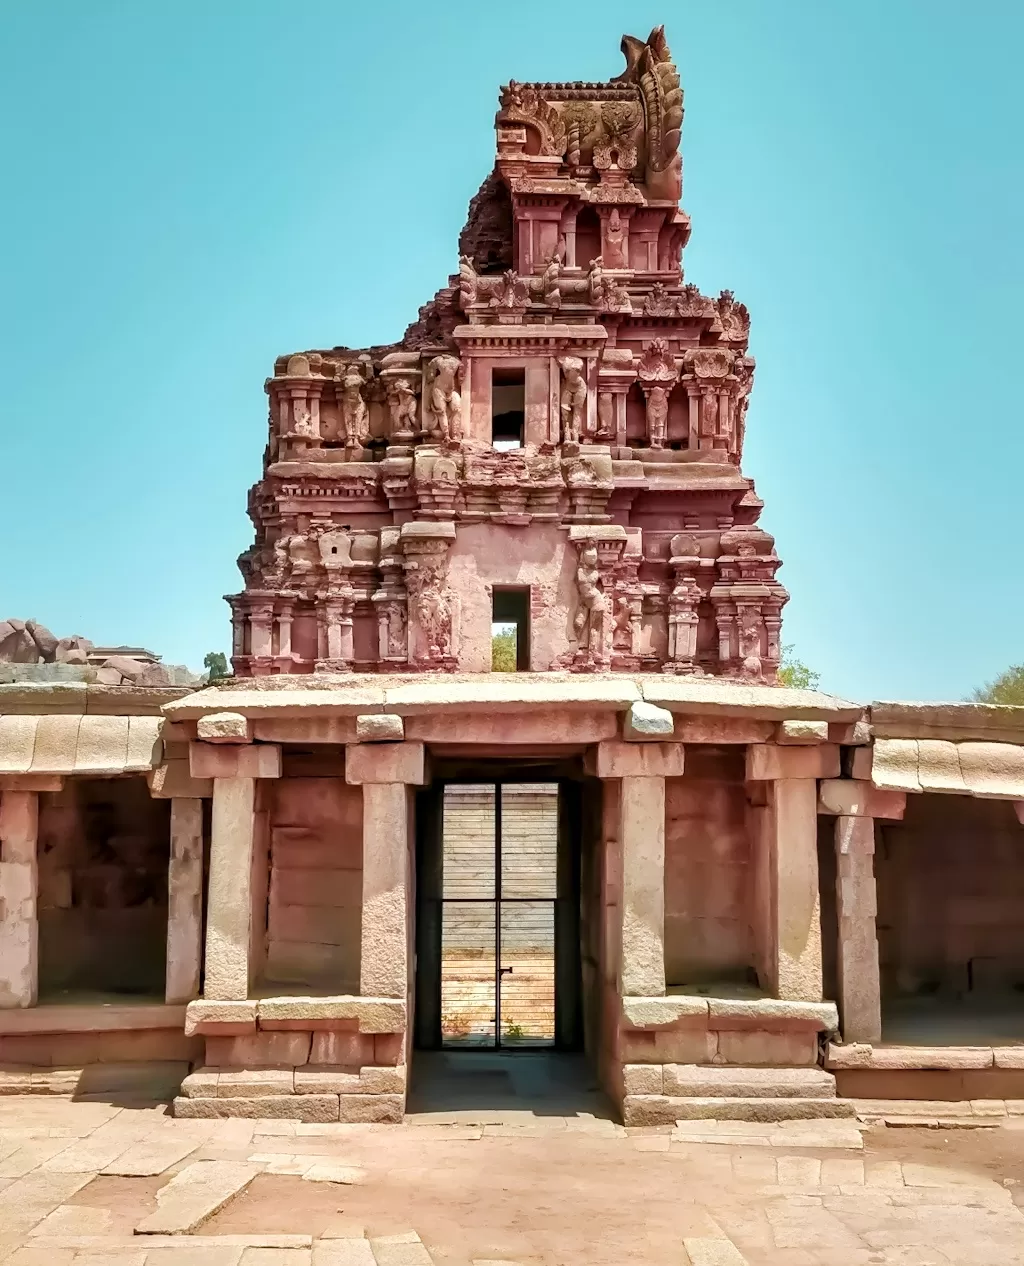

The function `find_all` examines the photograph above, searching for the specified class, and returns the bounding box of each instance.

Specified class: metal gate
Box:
[415,779,581,1051]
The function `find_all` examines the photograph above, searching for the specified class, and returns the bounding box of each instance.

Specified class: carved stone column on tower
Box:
[566,525,627,671]
[682,348,734,452]
[400,521,459,670]
[665,533,703,673]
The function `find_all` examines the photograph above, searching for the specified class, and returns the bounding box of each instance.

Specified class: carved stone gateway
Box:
[227,24,788,680]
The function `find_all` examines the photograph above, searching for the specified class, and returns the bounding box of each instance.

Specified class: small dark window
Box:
[492,588,530,671]
[492,368,525,449]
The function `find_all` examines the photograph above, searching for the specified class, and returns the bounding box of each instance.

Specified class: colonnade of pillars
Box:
[0,737,901,1045]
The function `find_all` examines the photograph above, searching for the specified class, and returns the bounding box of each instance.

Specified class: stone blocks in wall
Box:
[746,744,840,781]
[776,720,829,744]
[196,712,252,744]
[588,740,685,779]
[345,741,425,785]
[189,742,282,780]
[355,714,405,743]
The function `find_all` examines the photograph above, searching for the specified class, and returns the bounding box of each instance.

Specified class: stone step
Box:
[665,1065,837,1099]
[672,1096,857,1123]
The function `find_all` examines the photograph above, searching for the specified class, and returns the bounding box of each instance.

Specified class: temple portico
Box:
[1,23,1023,1122]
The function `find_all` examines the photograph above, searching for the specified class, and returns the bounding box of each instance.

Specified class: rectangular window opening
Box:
[492,587,530,672]
[491,367,525,450]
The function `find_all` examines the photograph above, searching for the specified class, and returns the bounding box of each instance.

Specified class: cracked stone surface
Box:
[0,1097,1023,1263]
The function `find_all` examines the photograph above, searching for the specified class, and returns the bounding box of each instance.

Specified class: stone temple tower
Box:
[227,25,787,680]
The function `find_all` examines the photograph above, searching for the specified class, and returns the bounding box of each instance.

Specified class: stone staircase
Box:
[625,1065,857,1125]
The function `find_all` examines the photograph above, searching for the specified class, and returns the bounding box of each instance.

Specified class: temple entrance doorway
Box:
[410,757,607,1117]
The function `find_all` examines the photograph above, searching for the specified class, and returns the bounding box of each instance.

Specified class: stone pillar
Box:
[620,775,666,997]
[0,791,39,1008]
[586,741,686,998]
[835,816,881,1042]
[818,779,905,1042]
[165,798,204,1004]
[772,778,822,1001]
[205,776,255,1001]
[346,742,427,999]
[747,743,841,1002]
[189,742,282,1001]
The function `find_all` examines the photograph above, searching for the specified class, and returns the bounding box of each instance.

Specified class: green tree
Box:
[971,665,1024,706]
[492,626,517,673]
[777,644,820,691]
[203,650,229,682]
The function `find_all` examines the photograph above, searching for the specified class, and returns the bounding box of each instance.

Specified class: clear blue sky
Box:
[2,2,1021,701]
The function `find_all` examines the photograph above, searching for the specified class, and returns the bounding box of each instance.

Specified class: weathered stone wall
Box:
[262,777,362,993]
[36,777,170,998]
[664,748,754,987]
[876,793,1024,998]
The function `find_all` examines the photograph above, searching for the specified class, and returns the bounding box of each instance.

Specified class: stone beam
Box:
[586,740,685,780]
[818,779,905,819]
[189,742,282,781]
[746,744,840,781]
[345,741,426,786]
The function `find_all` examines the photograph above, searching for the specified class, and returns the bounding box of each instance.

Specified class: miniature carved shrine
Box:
[228,25,786,681]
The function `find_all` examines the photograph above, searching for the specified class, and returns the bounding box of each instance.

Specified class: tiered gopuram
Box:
[228,26,787,680]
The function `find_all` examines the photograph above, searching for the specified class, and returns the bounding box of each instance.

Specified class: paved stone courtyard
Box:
[1,1097,1024,1264]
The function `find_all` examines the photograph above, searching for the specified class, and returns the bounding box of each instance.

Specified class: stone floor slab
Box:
[313,1240,376,1266]
[100,1134,201,1177]
[683,1239,749,1265]
[134,1160,260,1234]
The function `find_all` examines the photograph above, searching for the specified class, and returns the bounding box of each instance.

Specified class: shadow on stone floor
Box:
[405,1050,615,1121]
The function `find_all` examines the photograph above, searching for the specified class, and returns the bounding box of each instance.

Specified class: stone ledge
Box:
[173,1094,341,1122]
[622,994,838,1031]
[622,1094,856,1127]
[662,1064,837,1099]
[0,1003,187,1036]
[255,996,406,1034]
[826,1042,997,1071]
[185,1000,258,1036]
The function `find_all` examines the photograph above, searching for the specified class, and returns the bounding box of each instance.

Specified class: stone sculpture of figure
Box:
[604,209,627,268]
[458,254,478,310]
[738,608,763,680]
[291,407,316,438]
[385,604,407,657]
[700,390,719,436]
[558,356,588,444]
[587,256,605,307]
[339,370,369,447]
[426,355,462,443]
[572,543,610,661]
[385,376,418,440]
[645,385,670,449]
[409,559,453,661]
[637,338,678,449]
[541,250,562,309]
